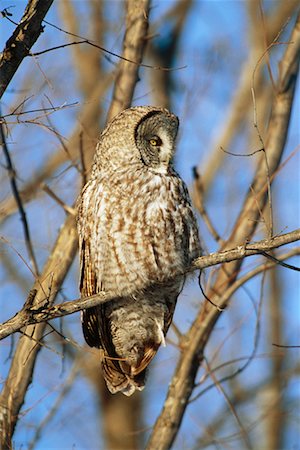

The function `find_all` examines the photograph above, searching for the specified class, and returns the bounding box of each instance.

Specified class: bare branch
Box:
[0,101,78,120]
[106,0,150,121]
[204,359,252,449]
[36,19,185,72]
[191,228,300,271]
[0,0,54,99]
[42,183,76,215]
[0,228,298,341]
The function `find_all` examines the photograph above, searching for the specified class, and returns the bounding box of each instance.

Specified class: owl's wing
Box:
[79,235,103,347]
[77,182,102,348]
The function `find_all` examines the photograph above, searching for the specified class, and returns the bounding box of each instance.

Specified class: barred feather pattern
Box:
[77,106,201,396]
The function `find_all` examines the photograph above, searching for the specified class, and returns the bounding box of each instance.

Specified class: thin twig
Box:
[27,362,79,450]
[190,353,272,403]
[252,249,300,271]
[272,343,300,348]
[192,167,223,244]
[258,1,276,89]
[204,358,253,450]
[31,20,187,72]
[43,110,82,175]
[42,184,76,215]
[250,23,291,238]
[198,271,224,311]
[0,101,78,120]
[220,146,264,157]
[251,85,273,238]
[78,131,87,187]
[0,117,39,276]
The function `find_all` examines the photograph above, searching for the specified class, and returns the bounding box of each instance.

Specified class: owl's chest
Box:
[92,172,189,247]
[109,174,181,224]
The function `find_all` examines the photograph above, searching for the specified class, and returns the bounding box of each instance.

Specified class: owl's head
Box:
[94,106,179,174]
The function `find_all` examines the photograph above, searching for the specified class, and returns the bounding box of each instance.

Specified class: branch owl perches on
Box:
[77,106,201,396]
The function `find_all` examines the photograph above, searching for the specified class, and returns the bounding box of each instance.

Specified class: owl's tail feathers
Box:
[101,344,159,396]
[102,358,145,396]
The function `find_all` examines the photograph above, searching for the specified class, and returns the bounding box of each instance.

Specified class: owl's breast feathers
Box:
[78,165,200,396]
[79,169,200,294]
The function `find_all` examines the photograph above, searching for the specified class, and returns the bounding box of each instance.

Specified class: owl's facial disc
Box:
[148,128,174,170]
[136,112,179,173]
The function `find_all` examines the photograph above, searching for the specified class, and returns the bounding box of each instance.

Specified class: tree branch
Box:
[0,0,54,99]
[106,0,150,121]
[191,228,300,270]
[0,228,298,341]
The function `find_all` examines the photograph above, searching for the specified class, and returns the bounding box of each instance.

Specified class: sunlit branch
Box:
[190,228,300,271]
[0,228,299,341]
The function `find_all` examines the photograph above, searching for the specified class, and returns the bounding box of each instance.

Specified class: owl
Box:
[77,106,201,396]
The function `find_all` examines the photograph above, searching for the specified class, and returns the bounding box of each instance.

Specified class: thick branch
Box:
[0,0,54,99]
[0,214,77,448]
[106,0,150,121]
[0,228,298,341]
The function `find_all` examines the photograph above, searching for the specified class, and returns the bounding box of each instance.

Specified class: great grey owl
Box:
[77,106,201,396]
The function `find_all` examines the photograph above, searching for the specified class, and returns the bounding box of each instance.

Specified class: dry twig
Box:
[0,116,39,275]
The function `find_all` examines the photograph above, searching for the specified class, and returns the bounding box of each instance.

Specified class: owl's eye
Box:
[149,136,162,147]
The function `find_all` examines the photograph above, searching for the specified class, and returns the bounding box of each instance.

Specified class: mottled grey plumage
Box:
[77,106,201,396]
